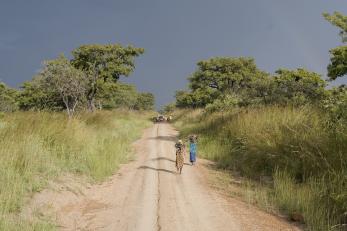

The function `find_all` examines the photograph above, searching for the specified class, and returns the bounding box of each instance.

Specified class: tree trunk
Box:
[87,90,96,112]
[62,97,73,119]
[87,98,95,112]
[87,68,98,112]
[71,99,78,114]
[97,101,102,110]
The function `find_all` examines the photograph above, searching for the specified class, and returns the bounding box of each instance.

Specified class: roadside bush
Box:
[0,82,18,112]
[322,86,347,123]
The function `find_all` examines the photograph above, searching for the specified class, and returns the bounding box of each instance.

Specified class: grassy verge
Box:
[0,110,152,230]
[173,107,346,231]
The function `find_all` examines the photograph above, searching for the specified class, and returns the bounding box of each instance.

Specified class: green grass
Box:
[0,110,152,230]
[272,170,341,231]
[173,107,347,231]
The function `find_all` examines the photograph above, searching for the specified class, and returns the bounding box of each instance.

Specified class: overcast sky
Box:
[1,0,347,108]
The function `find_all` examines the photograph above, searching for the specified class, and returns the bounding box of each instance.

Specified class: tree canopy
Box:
[175,57,327,109]
[0,43,153,115]
[18,76,64,111]
[176,57,271,108]
[323,12,347,43]
[0,82,18,112]
[96,81,154,110]
[324,12,347,80]
[273,68,326,105]
[189,57,265,93]
[71,44,144,111]
[40,55,87,117]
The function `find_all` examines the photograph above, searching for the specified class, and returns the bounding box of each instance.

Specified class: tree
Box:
[18,76,64,111]
[189,57,265,93]
[97,81,138,109]
[273,68,326,105]
[95,81,120,109]
[71,44,144,111]
[40,55,87,117]
[237,71,274,106]
[175,90,193,108]
[96,81,154,110]
[323,12,347,43]
[322,85,347,122]
[175,90,215,108]
[0,82,18,112]
[205,94,240,112]
[176,57,270,108]
[135,92,155,110]
[324,12,347,80]
[326,46,347,80]
[176,56,327,108]
[163,102,176,113]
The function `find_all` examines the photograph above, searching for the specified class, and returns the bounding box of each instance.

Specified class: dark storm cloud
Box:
[1,0,347,108]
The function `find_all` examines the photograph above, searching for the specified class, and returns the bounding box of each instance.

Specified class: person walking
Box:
[189,135,197,165]
[175,140,185,174]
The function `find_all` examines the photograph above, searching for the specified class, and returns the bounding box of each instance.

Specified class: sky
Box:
[1,0,347,108]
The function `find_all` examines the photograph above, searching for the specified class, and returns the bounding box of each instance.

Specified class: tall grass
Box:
[272,170,345,231]
[0,110,151,230]
[173,107,347,230]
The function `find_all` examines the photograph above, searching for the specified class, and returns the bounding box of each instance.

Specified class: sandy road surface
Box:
[26,123,300,231]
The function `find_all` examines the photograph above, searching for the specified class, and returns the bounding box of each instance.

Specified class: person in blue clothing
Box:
[189,135,198,165]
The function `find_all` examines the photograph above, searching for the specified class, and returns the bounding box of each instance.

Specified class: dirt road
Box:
[25,123,300,231]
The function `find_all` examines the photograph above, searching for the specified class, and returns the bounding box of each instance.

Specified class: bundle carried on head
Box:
[189,134,198,143]
[175,139,184,149]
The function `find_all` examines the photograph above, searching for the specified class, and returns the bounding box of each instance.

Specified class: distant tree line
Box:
[172,12,347,121]
[0,44,154,117]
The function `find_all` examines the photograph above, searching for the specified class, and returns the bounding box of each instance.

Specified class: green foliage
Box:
[71,44,144,81]
[107,83,137,109]
[135,92,155,110]
[323,12,347,43]
[240,72,274,106]
[175,88,217,108]
[322,86,347,122]
[0,82,18,112]
[9,43,151,114]
[327,46,347,80]
[177,57,268,108]
[17,77,65,111]
[71,44,144,110]
[324,12,347,80]
[40,55,87,117]
[17,76,152,113]
[163,102,176,113]
[176,57,326,109]
[273,68,327,105]
[189,57,263,93]
[205,94,240,112]
[97,81,134,109]
[96,81,154,110]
